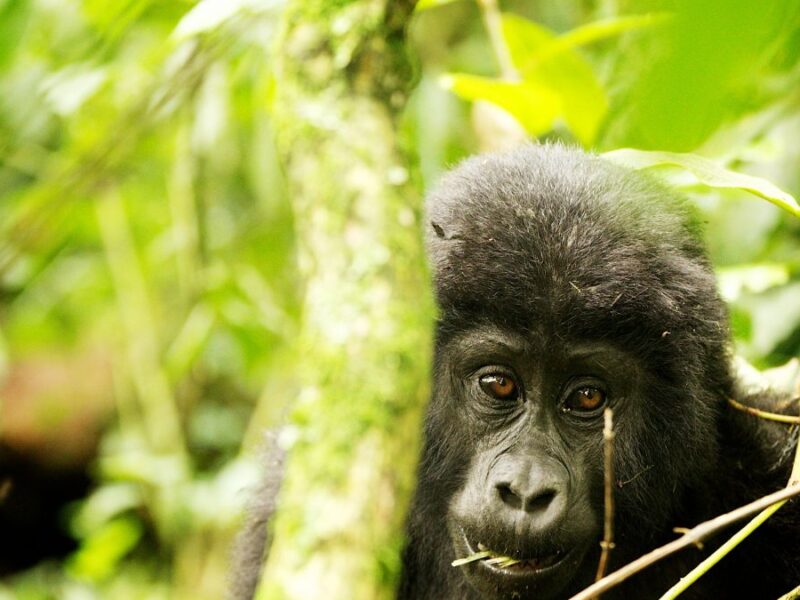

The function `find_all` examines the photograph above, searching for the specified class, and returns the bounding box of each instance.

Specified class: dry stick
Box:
[659,403,800,599]
[728,397,800,424]
[568,483,800,600]
[572,394,800,600]
[659,501,786,600]
[595,408,615,584]
[779,583,800,600]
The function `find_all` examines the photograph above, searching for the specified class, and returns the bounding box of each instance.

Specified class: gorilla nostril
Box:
[525,489,556,513]
[496,483,522,510]
[496,483,558,513]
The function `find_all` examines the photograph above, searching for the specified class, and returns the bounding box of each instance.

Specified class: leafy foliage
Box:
[0,0,798,597]
[604,149,800,217]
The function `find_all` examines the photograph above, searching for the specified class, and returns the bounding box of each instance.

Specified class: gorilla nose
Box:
[496,481,559,514]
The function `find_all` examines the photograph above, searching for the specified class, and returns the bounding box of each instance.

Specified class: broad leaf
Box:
[537,13,671,63]
[441,73,560,136]
[501,14,607,145]
[603,149,800,217]
[717,264,790,301]
[416,0,463,10]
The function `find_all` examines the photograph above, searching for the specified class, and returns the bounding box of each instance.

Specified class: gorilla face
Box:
[442,332,640,598]
[412,144,731,599]
[439,324,657,598]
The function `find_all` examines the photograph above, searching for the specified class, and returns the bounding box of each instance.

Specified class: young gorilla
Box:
[400,144,800,599]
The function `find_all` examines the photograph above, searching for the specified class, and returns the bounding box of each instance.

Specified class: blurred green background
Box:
[0,0,798,598]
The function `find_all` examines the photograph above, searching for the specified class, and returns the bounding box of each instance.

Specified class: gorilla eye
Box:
[563,387,606,414]
[478,374,519,400]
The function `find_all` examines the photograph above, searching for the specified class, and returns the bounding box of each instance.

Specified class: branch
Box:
[658,500,786,599]
[727,397,800,424]
[779,583,800,600]
[595,408,615,584]
[568,483,800,600]
[658,404,800,599]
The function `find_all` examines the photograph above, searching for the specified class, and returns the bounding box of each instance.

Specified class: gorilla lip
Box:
[458,532,568,576]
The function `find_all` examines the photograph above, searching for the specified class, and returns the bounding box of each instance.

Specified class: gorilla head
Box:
[402,144,744,599]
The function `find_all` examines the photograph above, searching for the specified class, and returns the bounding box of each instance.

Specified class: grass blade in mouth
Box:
[486,556,521,568]
[451,550,492,567]
[451,544,521,569]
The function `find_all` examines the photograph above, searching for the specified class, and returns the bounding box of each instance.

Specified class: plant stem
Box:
[658,500,786,599]
[476,0,519,80]
[728,397,800,424]
[595,408,615,584]
[569,483,800,600]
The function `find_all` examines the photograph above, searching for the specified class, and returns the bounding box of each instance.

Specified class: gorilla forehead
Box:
[426,144,717,343]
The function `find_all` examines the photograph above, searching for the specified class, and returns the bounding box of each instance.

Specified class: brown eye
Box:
[564,387,606,413]
[479,374,519,400]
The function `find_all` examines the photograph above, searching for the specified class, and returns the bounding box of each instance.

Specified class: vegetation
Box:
[0,0,797,598]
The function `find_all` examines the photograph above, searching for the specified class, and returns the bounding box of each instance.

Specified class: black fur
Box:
[399,144,799,599]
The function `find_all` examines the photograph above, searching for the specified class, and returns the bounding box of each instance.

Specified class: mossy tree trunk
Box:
[256,1,431,599]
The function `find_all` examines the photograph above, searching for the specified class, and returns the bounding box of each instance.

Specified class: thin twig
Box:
[658,406,800,600]
[595,408,615,584]
[659,500,786,599]
[779,583,800,600]
[727,397,800,424]
[568,483,800,600]
[475,0,519,81]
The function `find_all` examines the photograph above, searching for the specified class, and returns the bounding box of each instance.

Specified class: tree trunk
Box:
[256,1,431,599]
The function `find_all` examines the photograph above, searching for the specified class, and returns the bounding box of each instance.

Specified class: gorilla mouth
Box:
[486,551,565,572]
[451,530,582,599]
[456,533,569,576]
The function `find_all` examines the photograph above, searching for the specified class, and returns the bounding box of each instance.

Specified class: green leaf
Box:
[173,0,282,39]
[603,149,800,217]
[717,263,790,302]
[415,0,463,11]
[501,14,607,145]
[0,0,30,70]
[537,13,672,63]
[67,517,143,582]
[441,73,560,136]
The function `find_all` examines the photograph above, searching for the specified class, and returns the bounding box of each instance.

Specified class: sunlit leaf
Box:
[40,65,107,116]
[173,0,283,39]
[501,14,607,145]
[441,73,559,136]
[82,0,152,35]
[165,302,216,379]
[603,149,800,217]
[536,13,672,63]
[415,0,463,11]
[67,517,143,582]
[716,264,791,301]
[69,484,143,538]
[0,0,30,69]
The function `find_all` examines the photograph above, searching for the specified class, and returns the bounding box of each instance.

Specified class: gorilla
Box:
[398,144,800,600]
[232,145,799,600]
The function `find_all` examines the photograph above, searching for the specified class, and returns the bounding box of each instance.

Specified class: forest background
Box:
[0,0,799,598]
